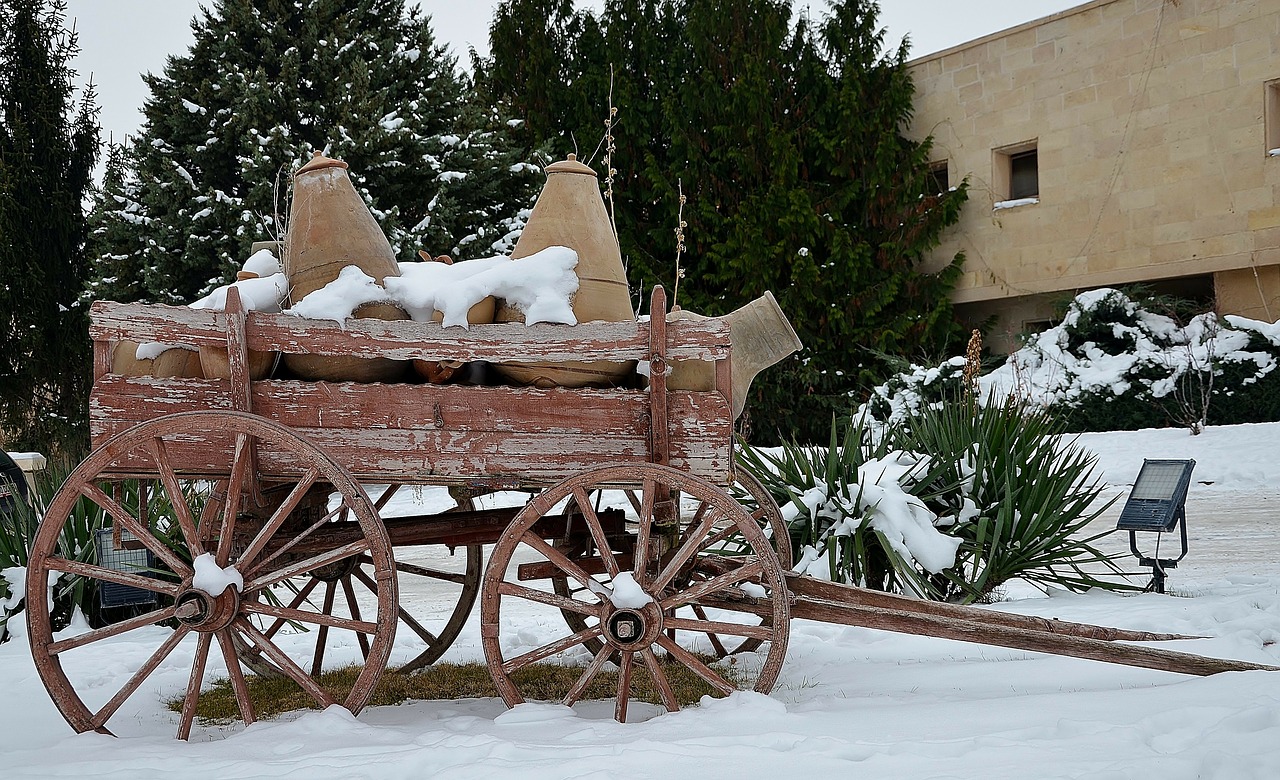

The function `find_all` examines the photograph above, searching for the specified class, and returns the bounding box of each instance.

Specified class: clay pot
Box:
[111,340,148,377]
[112,341,204,378]
[666,292,802,419]
[282,151,410,383]
[199,346,277,381]
[198,272,280,381]
[494,154,635,388]
[413,296,496,383]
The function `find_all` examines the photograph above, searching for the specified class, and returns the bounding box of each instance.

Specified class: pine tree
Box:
[0,0,99,454]
[91,0,538,305]
[483,0,968,443]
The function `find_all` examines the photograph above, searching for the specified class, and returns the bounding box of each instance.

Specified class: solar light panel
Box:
[1116,459,1195,532]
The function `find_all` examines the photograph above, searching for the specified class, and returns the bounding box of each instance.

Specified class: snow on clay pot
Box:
[493,154,635,388]
[282,151,409,383]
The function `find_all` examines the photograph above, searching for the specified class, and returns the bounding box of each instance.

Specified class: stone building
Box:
[907,0,1280,351]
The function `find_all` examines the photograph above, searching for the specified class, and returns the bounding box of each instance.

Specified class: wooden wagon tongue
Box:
[700,570,1276,677]
[282,151,410,383]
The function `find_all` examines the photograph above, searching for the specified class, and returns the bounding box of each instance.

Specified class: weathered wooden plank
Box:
[89,301,730,363]
[787,574,1199,643]
[94,376,655,435]
[89,376,733,485]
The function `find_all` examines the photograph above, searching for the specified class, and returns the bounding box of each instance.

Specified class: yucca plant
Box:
[891,392,1135,602]
[737,418,963,598]
[0,462,208,641]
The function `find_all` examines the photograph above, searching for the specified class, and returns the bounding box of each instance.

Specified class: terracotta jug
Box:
[494,154,635,388]
[666,292,802,419]
[282,151,409,383]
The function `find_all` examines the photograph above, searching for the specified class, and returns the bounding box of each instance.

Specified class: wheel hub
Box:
[601,601,663,650]
[174,587,239,632]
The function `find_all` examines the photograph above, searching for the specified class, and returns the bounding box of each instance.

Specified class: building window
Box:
[1267,80,1280,156]
[993,140,1039,207]
[1009,150,1039,199]
[928,160,949,194]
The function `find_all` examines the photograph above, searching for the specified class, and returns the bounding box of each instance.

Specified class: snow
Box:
[191,553,243,596]
[291,246,580,328]
[993,197,1039,210]
[4,426,1280,776]
[606,572,653,609]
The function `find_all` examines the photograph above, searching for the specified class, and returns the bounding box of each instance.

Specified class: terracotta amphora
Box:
[494,154,635,388]
[282,151,409,383]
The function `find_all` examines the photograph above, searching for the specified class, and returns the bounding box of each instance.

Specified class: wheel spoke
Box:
[394,559,469,584]
[217,433,255,567]
[259,577,323,639]
[698,523,743,554]
[497,580,599,616]
[661,559,765,610]
[664,615,774,640]
[245,539,371,592]
[49,605,179,655]
[341,576,371,660]
[573,487,621,578]
[632,478,657,584]
[501,626,603,674]
[78,482,190,577]
[640,648,681,712]
[235,618,336,709]
[243,501,347,580]
[563,643,614,707]
[178,632,214,740]
[372,483,401,512]
[91,626,191,729]
[311,581,336,677]
[614,650,634,723]
[691,605,729,657]
[519,532,602,592]
[148,438,205,558]
[45,556,180,597]
[656,634,735,696]
[237,467,321,571]
[215,628,256,726]
[651,507,722,593]
[242,599,379,635]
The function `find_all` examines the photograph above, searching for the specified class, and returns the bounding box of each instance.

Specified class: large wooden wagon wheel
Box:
[24,411,397,739]
[550,468,792,659]
[481,463,789,722]
[205,482,481,676]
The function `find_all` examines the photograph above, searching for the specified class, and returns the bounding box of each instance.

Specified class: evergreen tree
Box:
[91,0,538,305]
[0,0,99,454]
[482,0,968,443]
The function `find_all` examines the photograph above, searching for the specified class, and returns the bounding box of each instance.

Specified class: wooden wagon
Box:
[24,286,1275,739]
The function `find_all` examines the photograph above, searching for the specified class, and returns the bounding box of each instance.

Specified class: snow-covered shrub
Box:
[863,288,1280,433]
[739,395,1131,602]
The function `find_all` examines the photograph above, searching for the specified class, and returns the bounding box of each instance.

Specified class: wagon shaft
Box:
[694,573,1276,678]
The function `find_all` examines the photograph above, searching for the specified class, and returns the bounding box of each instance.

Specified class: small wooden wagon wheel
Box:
[551,469,791,659]
[24,411,397,739]
[205,482,481,676]
[481,463,789,722]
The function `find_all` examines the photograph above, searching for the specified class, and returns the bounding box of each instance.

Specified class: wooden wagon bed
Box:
[88,287,735,487]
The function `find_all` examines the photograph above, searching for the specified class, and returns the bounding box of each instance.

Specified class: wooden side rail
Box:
[87,298,731,366]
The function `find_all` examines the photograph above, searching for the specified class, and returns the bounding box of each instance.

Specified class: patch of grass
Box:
[176,658,743,723]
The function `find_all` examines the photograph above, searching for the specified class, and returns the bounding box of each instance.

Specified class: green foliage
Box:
[480,0,969,443]
[891,394,1129,602]
[88,0,540,306]
[739,397,1135,603]
[737,419,958,598]
[0,0,100,454]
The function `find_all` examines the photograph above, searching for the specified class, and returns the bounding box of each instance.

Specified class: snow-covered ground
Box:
[4,423,1280,779]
